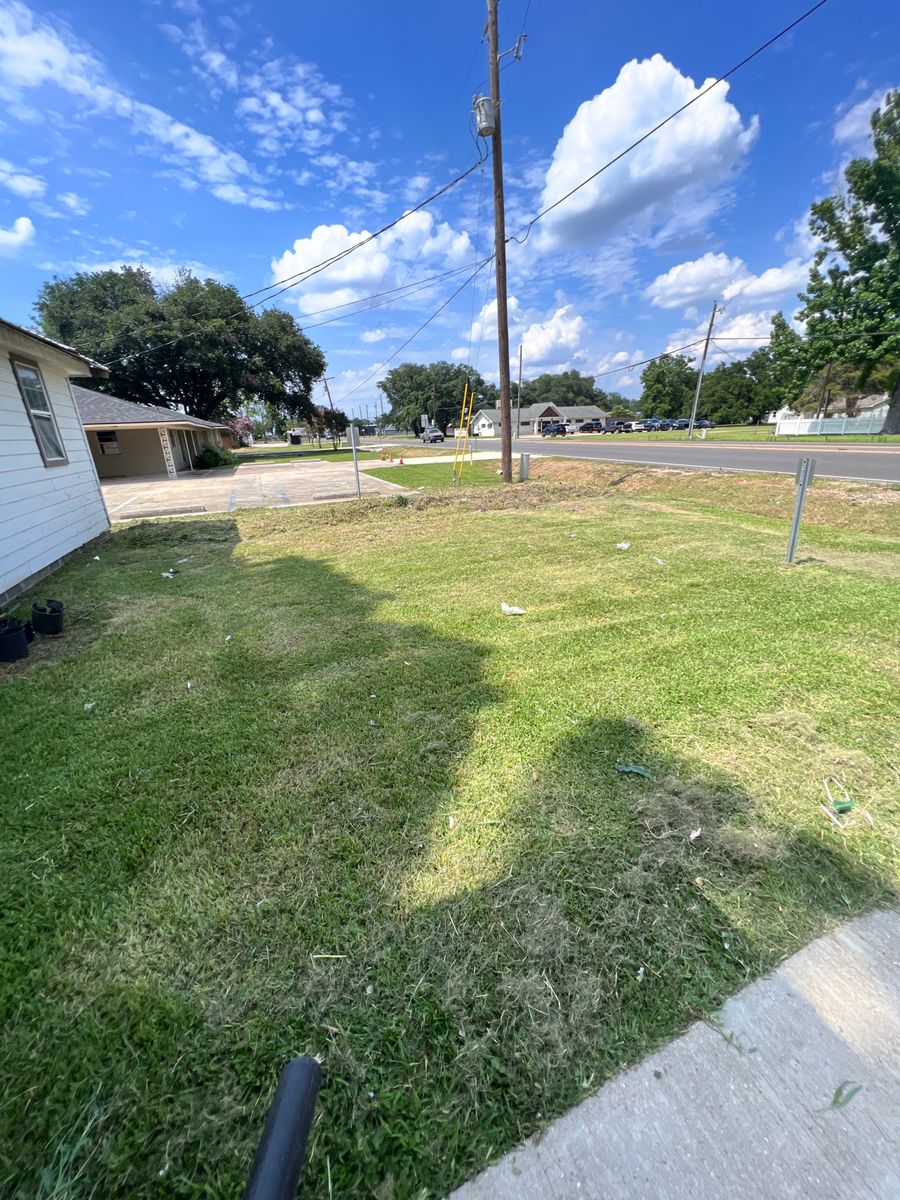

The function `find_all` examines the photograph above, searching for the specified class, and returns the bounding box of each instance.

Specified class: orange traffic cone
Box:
[399,456,404,465]
[380,451,385,461]
[389,450,394,462]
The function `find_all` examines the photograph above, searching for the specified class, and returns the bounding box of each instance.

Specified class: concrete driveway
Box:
[101,457,406,520]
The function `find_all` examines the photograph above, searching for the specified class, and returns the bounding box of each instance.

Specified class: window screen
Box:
[13,361,67,464]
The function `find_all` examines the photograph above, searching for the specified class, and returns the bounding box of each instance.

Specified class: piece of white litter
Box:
[636,966,645,983]
[403,661,411,666]
[369,693,376,699]
[652,556,665,565]
[93,555,100,561]
[176,557,193,564]
[366,984,374,995]
[161,570,176,579]
[448,814,455,830]
[689,828,702,842]
[84,700,97,713]
[616,542,631,551]
[500,601,526,616]
[369,719,376,726]
[225,634,232,643]
[187,681,193,690]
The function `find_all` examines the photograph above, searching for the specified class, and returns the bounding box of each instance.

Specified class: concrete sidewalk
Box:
[452,908,900,1200]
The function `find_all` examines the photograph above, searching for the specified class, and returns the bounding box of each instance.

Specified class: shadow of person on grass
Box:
[0,515,501,1198]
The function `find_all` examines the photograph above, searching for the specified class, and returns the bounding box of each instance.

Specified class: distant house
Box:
[74,387,228,478]
[1,317,110,604]
[471,403,608,436]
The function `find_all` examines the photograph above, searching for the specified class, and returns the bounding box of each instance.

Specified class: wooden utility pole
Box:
[487,0,513,482]
[687,301,717,439]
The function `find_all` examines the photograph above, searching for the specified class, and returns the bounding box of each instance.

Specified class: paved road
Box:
[469,437,900,484]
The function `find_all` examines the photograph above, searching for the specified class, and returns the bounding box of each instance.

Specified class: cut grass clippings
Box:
[1,475,898,1199]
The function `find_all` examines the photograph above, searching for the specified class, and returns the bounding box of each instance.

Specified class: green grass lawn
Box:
[367,460,502,490]
[572,425,900,445]
[235,445,382,464]
[1,478,898,1198]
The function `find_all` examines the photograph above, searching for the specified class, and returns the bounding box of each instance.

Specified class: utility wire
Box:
[104,153,488,368]
[335,257,495,407]
[300,256,494,332]
[594,340,705,379]
[509,0,831,245]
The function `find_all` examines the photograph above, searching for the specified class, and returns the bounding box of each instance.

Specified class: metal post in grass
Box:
[519,452,530,481]
[347,422,362,500]
[786,456,815,563]
[243,1057,321,1200]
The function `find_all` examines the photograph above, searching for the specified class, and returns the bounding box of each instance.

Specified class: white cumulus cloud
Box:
[646,252,810,311]
[645,252,746,309]
[534,55,758,250]
[0,214,35,255]
[270,210,473,314]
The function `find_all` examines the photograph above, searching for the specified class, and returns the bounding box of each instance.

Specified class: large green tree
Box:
[798,90,900,431]
[377,361,493,433]
[700,350,773,425]
[766,312,811,414]
[639,354,698,418]
[519,369,603,409]
[35,267,326,423]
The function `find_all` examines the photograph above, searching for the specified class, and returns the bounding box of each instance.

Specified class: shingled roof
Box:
[72,386,228,430]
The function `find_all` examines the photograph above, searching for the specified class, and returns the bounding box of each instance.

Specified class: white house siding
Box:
[0,331,109,602]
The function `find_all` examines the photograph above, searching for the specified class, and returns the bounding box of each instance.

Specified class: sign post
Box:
[347,423,362,500]
[786,457,815,563]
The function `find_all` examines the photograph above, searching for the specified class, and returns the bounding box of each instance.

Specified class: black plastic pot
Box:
[32,598,64,636]
[0,620,29,662]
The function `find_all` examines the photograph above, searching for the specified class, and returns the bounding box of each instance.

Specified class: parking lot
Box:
[101,457,406,520]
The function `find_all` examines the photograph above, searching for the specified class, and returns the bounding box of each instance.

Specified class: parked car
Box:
[603,422,627,433]
[421,427,445,443]
[541,422,568,436]
[620,421,641,433]
[578,420,606,433]
[672,419,690,430]
[694,419,715,429]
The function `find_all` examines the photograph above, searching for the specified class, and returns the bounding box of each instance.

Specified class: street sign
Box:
[421,413,429,429]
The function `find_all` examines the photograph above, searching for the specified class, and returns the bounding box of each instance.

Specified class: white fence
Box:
[775,413,885,436]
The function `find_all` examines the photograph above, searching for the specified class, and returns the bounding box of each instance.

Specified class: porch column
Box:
[158,427,178,479]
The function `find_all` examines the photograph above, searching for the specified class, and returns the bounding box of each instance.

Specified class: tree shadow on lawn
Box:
[1,524,893,1199]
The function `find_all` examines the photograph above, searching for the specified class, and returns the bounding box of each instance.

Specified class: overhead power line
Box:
[335,257,495,407]
[509,0,831,245]
[104,152,488,368]
[595,340,705,379]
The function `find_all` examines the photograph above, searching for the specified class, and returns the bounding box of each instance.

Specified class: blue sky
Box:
[1,0,898,416]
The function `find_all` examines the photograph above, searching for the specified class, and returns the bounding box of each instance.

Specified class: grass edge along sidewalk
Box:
[1,478,897,1198]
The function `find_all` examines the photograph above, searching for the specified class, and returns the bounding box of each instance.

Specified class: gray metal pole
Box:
[516,342,523,438]
[348,423,362,500]
[687,301,717,439]
[786,457,814,562]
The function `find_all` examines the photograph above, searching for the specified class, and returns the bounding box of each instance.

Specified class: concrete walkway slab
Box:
[451,908,900,1200]
[101,459,407,520]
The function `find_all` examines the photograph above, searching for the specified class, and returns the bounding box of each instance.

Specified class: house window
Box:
[96,430,121,455]
[12,359,67,466]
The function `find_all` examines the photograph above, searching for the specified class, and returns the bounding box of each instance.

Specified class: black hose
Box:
[243,1057,322,1200]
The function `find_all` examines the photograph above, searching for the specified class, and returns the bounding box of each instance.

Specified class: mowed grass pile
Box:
[2,478,899,1198]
